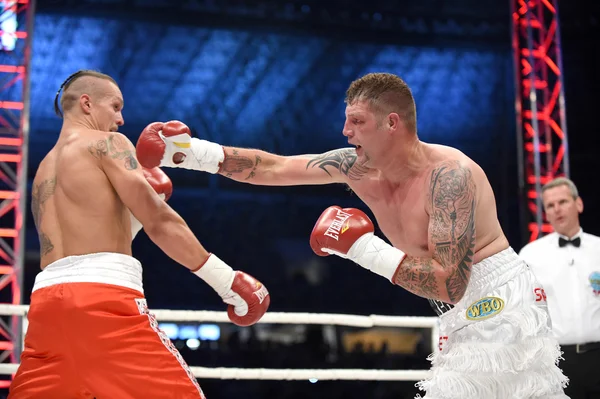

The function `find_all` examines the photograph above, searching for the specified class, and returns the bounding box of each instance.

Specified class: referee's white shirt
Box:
[519,229,600,346]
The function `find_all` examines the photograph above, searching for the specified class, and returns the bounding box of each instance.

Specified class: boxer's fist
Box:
[142,166,173,201]
[310,206,374,258]
[193,254,270,327]
[225,271,270,327]
[136,120,192,169]
[130,166,173,239]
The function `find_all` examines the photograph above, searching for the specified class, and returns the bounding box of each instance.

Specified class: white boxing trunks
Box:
[416,247,569,399]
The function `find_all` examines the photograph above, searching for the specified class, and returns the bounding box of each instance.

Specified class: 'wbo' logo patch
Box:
[466,296,505,321]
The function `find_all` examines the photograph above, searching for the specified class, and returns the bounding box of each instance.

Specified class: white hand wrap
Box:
[193,254,249,316]
[325,232,406,282]
[161,133,224,174]
[193,254,235,297]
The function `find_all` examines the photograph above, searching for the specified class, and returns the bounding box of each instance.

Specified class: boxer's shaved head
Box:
[54,70,118,118]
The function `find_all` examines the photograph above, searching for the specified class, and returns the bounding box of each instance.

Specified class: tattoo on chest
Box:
[31,177,57,256]
[88,134,138,170]
[429,162,476,303]
[306,149,369,180]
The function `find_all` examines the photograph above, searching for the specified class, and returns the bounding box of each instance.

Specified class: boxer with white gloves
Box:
[10,70,270,399]
[134,72,570,398]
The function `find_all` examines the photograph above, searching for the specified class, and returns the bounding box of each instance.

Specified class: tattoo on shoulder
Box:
[88,134,138,170]
[429,161,476,303]
[306,149,369,180]
[31,177,57,256]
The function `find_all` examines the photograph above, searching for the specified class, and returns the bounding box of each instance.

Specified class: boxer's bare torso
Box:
[219,143,508,265]
[216,139,509,303]
[342,143,509,264]
[32,128,136,269]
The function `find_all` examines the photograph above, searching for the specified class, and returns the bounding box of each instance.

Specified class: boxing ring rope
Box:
[0,304,438,381]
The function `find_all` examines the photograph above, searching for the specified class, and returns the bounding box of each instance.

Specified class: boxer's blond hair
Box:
[54,70,118,118]
[345,72,417,133]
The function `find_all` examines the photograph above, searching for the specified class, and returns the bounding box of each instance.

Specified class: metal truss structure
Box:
[0,0,33,387]
[511,0,569,243]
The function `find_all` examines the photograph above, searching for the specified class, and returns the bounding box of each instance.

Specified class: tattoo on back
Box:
[88,134,138,170]
[306,149,369,180]
[429,161,476,303]
[31,177,57,256]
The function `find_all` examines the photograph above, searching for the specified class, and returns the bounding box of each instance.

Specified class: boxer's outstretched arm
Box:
[217,146,370,186]
[94,133,210,269]
[392,161,476,304]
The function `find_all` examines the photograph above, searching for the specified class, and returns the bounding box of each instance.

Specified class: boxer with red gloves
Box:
[129,72,570,397]
[10,70,270,399]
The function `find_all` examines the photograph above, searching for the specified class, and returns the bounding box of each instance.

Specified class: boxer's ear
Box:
[386,112,400,131]
[80,94,92,115]
[576,196,583,214]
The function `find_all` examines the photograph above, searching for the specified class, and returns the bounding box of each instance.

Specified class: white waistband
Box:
[33,252,144,294]
[465,247,528,295]
[439,247,529,321]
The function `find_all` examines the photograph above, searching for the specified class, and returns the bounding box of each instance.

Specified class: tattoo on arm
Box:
[221,149,255,178]
[219,149,262,180]
[429,161,476,303]
[392,162,476,303]
[244,156,262,180]
[393,257,440,298]
[306,149,369,180]
[88,134,138,170]
[31,177,57,256]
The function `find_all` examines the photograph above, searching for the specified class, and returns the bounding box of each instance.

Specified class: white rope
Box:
[0,304,438,328]
[0,363,430,381]
[0,304,437,382]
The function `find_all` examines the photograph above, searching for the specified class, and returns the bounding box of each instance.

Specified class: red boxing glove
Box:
[142,166,173,201]
[227,271,271,327]
[193,254,270,327]
[309,206,374,257]
[130,167,173,239]
[310,206,406,282]
[136,120,192,168]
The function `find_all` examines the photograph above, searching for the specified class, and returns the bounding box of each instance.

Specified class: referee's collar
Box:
[556,228,582,241]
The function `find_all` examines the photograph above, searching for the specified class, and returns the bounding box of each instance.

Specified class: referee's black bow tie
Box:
[559,236,581,247]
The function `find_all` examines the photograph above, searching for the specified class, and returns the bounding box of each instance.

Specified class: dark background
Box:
[1,0,599,397]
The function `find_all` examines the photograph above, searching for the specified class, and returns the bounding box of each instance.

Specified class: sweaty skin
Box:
[33,78,209,271]
[212,103,509,304]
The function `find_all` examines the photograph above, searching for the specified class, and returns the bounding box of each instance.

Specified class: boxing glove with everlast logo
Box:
[192,254,270,327]
[309,206,407,282]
